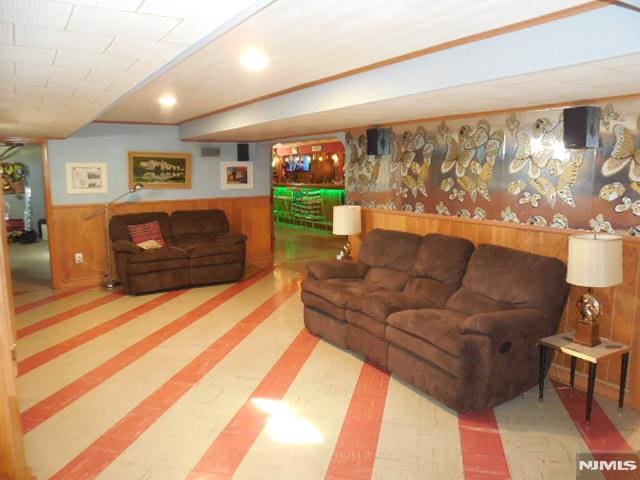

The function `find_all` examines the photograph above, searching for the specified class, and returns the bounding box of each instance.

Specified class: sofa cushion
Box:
[445,287,513,316]
[175,240,244,258]
[190,252,244,267]
[302,278,384,308]
[402,277,458,308]
[127,258,189,275]
[387,308,467,354]
[171,209,229,237]
[410,234,474,285]
[302,291,348,321]
[347,290,436,323]
[127,246,187,263]
[127,220,166,246]
[345,310,386,338]
[110,212,173,244]
[364,267,408,291]
[358,229,421,271]
[452,244,568,318]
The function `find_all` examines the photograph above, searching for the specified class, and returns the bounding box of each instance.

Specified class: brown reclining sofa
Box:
[301,229,569,412]
[110,209,246,295]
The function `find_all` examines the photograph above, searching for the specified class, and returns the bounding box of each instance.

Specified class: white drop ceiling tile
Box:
[0,21,13,45]
[138,0,255,22]
[105,36,184,60]
[15,24,114,53]
[54,49,136,70]
[67,6,179,40]
[72,82,112,96]
[15,84,73,97]
[0,0,73,29]
[124,58,158,75]
[0,44,55,65]
[160,19,214,45]
[13,73,48,88]
[46,65,92,84]
[0,59,14,77]
[63,0,143,11]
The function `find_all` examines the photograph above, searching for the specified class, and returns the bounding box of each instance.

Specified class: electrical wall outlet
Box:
[74,253,83,264]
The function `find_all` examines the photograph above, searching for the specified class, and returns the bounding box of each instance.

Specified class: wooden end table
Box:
[538,330,630,423]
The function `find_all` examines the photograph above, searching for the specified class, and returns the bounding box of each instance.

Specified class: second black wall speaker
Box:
[237,143,250,161]
[366,128,391,155]
[563,106,601,149]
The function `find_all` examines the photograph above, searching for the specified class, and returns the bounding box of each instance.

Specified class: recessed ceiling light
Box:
[159,95,177,107]
[240,47,269,72]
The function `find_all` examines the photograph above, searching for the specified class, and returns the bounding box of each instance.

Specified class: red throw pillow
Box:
[127,221,166,247]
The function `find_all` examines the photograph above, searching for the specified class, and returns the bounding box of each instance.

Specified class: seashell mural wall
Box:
[345,99,640,236]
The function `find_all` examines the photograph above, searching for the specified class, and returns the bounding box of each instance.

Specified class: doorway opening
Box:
[2,142,51,292]
[271,138,346,271]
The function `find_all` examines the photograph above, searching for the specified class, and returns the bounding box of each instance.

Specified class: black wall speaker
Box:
[563,106,601,149]
[237,143,250,161]
[366,128,391,155]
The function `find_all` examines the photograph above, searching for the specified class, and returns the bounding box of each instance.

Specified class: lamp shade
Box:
[333,205,361,235]
[566,234,623,287]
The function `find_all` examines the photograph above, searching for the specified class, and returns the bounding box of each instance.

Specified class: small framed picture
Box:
[221,161,253,189]
[65,162,108,194]
[128,151,192,189]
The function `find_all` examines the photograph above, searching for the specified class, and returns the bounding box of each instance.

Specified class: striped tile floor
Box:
[15,262,640,479]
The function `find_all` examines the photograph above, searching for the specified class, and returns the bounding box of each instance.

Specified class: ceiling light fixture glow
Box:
[240,47,269,72]
[159,95,177,107]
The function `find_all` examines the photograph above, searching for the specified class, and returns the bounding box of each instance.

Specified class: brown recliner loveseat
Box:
[301,228,569,412]
[110,209,246,295]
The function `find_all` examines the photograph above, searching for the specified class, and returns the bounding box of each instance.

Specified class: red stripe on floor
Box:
[21,268,273,434]
[552,380,640,480]
[50,277,298,480]
[458,410,511,480]
[325,362,390,480]
[18,289,188,376]
[187,329,318,480]
[17,292,124,339]
[15,286,92,314]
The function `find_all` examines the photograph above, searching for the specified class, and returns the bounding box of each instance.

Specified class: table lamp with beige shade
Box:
[333,205,361,260]
[566,233,623,346]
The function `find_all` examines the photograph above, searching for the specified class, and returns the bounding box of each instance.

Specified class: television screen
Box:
[285,155,311,172]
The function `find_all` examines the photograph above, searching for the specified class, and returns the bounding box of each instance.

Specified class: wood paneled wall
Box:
[353,208,640,408]
[48,196,273,289]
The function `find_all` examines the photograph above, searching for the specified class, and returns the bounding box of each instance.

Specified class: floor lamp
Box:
[86,183,143,288]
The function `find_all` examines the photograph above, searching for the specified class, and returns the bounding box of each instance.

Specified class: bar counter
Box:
[273,184,345,229]
[273,183,344,190]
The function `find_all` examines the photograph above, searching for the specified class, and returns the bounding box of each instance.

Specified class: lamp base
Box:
[575,321,600,347]
[336,236,352,261]
[574,291,601,347]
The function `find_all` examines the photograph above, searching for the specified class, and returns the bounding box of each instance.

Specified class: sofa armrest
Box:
[461,308,553,339]
[306,260,368,280]
[112,240,141,254]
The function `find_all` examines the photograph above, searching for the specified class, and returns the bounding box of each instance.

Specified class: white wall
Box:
[48,123,269,205]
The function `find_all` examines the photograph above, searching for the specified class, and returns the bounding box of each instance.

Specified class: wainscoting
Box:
[352,208,640,408]
[48,196,273,289]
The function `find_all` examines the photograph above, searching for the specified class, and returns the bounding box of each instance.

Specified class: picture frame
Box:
[128,151,192,189]
[65,162,108,194]
[220,161,253,189]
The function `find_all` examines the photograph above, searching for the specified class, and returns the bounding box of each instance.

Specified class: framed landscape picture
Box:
[65,162,108,194]
[128,151,192,189]
[221,161,253,189]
